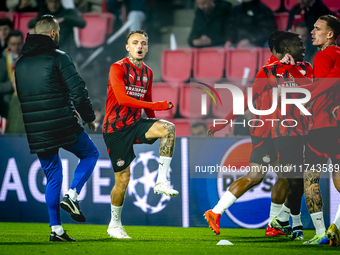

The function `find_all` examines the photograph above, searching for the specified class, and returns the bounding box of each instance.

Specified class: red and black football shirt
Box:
[308,46,340,130]
[103,57,155,133]
[210,58,313,138]
[270,61,313,138]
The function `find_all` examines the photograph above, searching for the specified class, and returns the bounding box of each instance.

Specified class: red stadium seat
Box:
[170,119,191,136]
[261,48,273,66]
[322,0,340,12]
[161,48,196,82]
[284,0,298,10]
[285,0,339,13]
[0,12,16,22]
[261,0,281,11]
[193,47,225,82]
[152,83,179,119]
[226,48,260,81]
[275,12,289,31]
[179,83,212,118]
[212,85,246,119]
[15,12,37,40]
[79,13,111,48]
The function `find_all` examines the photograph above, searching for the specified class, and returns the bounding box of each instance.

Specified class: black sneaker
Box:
[60,194,86,222]
[271,217,293,237]
[50,231,76,242]
[291,225,304,240]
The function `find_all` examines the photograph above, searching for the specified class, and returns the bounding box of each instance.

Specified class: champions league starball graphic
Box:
[128,151,174,214]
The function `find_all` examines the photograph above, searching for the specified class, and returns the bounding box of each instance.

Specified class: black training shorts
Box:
[103,118,159,172]
[305,126,340,168]
[250,136,277,165]
[273,136,304,178]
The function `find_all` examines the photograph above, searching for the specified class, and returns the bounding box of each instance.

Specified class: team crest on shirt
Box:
[117,158,125,167]
[143,76,148,82]
[299,69,306,76]
[262,155,270,163]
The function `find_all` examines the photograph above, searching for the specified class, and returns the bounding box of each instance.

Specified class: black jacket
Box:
[15,34,95,154]
[287,0,333,32]
[188,0,232,47]
[228,0,277,47]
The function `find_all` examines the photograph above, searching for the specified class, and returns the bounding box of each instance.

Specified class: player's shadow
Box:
[230,236,291,243]
[0,242,71,245]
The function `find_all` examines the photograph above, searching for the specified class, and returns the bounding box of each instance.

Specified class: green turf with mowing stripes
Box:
[0,223,336,255]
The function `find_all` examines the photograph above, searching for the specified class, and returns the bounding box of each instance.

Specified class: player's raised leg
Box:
[204,162,267,235]
[60,131,99,222]
[145,119,178,196]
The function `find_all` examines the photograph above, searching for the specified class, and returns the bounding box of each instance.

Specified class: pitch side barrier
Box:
[0,135,335,229]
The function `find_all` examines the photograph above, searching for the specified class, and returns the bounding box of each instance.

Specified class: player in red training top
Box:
[269,33,313,240]
[263,31,287,237]
[102,30,178,239]
[297,15,340,245]
[255,30,288,237]
[204,32,310,237]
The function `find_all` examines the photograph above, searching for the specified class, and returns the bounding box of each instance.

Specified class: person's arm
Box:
[279,55,313,85]
[308,68,340,100]
[209,2,232,46]
[287,64,340,99]
[209,68,267,132]
[286,8,295,31]
[188,9,203,47]
[0,59,14,94]
[283,65,312,84]
[143,71,156,118]
[249,7,277,46]
[63,9,86,28]
[300,53,340,100]
[0,79,14,94]
[56,52,95,123]
[110,64,169,110]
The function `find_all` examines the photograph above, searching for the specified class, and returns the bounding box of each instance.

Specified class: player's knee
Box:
[161,121,175,136]
[244,177,263,187]
[91,147,99,160]
[252,178,263,186]
[116,172,130,190]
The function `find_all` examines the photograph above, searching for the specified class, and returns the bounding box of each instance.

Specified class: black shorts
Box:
[250,136,277,165]
[273,136,304,178]
[103,118,159,172]
[305,127,340,167]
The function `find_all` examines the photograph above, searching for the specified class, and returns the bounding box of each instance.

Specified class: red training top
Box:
[103,57,169,133]
[210,57,313,138]
[307,46,340,130]
[271,62,313,138]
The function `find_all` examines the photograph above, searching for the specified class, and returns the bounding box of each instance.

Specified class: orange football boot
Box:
[204,209,221,235]
[265,225,285,236]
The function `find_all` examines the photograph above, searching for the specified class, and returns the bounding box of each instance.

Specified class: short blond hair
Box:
[34,15,58,35]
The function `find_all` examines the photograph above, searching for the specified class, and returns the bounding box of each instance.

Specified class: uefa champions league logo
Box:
[128,151,173,214]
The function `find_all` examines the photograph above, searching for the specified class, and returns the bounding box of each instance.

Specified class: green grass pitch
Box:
[0,223,337,255]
